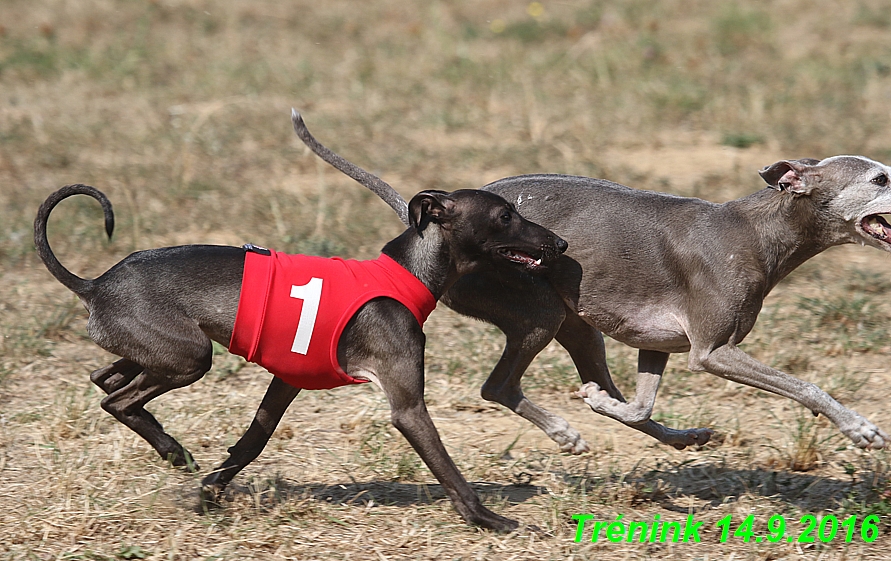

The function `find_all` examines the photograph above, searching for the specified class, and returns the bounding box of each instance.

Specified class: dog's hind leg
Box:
[100,357,209,470]
[91,358,145,395]
[557,318,712,449]
[91,358,168,434]
[574,348,664,422]
[94,317,215,470]
[201,376,301,503]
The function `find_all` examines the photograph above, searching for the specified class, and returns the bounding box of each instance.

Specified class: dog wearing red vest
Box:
[34,180,567,532]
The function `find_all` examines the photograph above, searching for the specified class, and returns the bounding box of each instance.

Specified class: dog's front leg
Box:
[357,302,519,532]
[447,272,590,455]
[383,365,519,532]
[480,327,591,455]
[690,343,888,449]
[201,376,301,504]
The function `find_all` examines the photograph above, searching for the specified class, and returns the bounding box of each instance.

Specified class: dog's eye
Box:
[500,212,512,223]
[872,174,889,187]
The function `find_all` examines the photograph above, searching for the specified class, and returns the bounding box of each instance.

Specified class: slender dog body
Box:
[290,112,891,454]
[34,181,567,532]
[471,175,818,355]
[451,161,891,453]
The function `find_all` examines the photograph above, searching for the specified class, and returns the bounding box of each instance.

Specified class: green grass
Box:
[721,132,764,149]
[799,293,889,353]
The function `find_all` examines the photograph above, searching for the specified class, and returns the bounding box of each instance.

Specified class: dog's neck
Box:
[382,226,456,300]
[729,188,846,293]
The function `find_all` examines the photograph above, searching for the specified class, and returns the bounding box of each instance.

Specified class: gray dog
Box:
[34,180,567,532]
[292,112,891,454]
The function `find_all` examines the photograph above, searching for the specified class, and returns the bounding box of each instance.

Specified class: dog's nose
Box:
[555,237,568,253]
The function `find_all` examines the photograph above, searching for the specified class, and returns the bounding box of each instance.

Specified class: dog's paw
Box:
[544,414,590,454]
[469,508,520,533]
[574,381,606,400]
[200,484,224,506]
[575,382,626,416]
[669,428,714,450]
[575,381,614,410]
[557,433,590,455]
[845,418,887,450]
[166,449,200,472]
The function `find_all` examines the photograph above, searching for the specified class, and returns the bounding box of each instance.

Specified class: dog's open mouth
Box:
[861,214,891,242]
[500,248,544,270]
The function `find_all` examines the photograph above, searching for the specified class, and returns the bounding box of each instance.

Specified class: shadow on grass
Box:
[610,464,885,514]
[203,479,547,511]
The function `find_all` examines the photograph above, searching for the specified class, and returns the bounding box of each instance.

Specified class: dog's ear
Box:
[759,159,820,195]
[408,190,454,231]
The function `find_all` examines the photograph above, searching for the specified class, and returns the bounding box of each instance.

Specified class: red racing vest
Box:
[229,246,437,390]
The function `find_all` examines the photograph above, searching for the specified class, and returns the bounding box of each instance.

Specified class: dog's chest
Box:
[229,249,436,389]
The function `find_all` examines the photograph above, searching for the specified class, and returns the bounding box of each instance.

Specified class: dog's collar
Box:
[242,243,271,256]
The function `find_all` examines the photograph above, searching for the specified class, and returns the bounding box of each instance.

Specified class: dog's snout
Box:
[555,237,568,254]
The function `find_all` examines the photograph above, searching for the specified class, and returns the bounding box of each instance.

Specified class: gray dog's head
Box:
[760,155,891,251]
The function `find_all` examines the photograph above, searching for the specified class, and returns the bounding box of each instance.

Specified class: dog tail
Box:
[290,109,410,226]
[33,184,114,296]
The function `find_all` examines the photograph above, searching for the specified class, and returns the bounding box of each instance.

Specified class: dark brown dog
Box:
[34,181,567,531]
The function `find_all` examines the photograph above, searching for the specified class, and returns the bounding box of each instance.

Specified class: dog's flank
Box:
[290,114,891,452]
[33,181,566,532]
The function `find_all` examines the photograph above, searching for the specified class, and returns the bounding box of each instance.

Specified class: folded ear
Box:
[758,158,820,195]
[408,190,453,231]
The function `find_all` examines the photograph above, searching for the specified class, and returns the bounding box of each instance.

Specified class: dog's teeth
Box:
[865,217,883,236]
[534,258,542,266]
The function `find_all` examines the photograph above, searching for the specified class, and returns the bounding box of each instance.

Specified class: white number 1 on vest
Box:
[289,278,323,355]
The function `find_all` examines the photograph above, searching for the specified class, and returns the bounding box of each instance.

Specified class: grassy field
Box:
[3,0,891,559]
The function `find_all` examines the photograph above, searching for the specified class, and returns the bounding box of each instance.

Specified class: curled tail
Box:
[33,184,114,296]
[291,109,410,226]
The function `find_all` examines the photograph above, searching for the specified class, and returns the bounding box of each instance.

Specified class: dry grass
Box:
[3,0,891,559]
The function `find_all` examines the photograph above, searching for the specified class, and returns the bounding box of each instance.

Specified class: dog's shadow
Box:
[194,464,885,515]
[598,462,884,513]
[198,478,547,513]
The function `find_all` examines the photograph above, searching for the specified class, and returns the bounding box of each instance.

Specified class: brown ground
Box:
[3,1,891,559]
